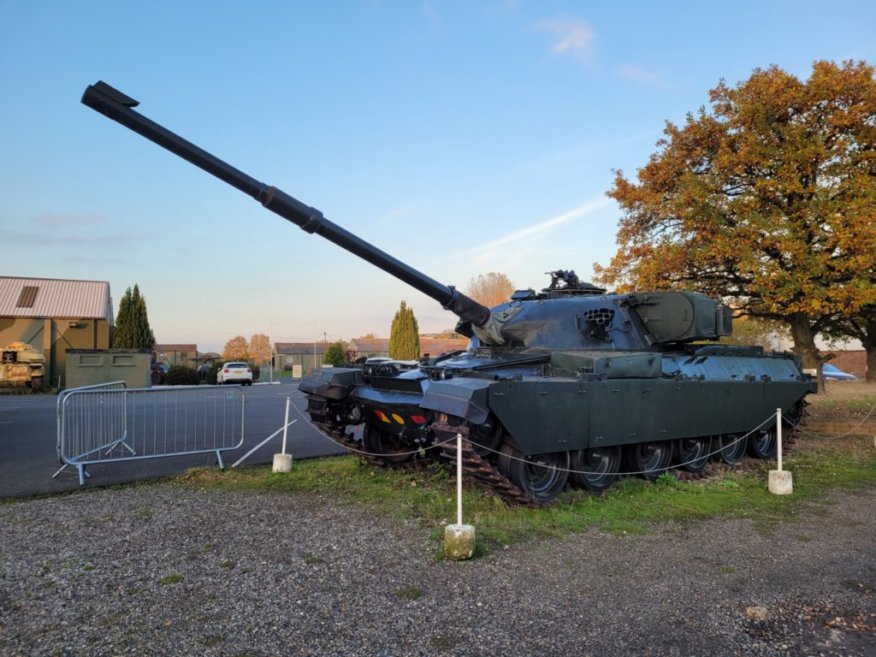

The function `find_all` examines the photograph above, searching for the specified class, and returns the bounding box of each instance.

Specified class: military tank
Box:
[0,342,45,391]
[82,81,816,505]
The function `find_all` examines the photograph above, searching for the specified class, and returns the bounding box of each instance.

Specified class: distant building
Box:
[773,334,866,378]
[347,335,469,361]
[420,336,469,358]
[272,334,471,375]
[0,276,113,386]
[154,344,198,368]
[828,350,867,378]
[274,341,331,375]
[347,337,390,360]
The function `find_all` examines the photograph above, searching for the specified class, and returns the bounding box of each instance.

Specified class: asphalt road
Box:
[0,380,346,499]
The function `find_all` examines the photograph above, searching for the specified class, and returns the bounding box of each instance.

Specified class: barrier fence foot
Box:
[768,469,793,495]
[272,453,293,473]
[444,523,476,560]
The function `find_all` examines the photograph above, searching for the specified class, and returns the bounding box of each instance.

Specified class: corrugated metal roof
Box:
[0,276,113,321]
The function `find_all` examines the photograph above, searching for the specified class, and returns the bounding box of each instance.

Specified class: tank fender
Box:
[420,377,492,424]
[298,367,362,400]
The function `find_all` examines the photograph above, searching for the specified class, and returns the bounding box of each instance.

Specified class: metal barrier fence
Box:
[55,383,246,485]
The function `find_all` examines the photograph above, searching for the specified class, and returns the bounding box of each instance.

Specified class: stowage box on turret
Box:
[83,81,816,504]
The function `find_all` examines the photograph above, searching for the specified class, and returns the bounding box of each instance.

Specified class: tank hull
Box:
[301,346,814,504]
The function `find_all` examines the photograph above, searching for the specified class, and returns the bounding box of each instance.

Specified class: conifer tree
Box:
[113,285,156,349]
[112,290,132,348]
[389,301,420,360]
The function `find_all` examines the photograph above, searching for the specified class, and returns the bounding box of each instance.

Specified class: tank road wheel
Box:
[570,446,621,492]
[362,424,413,465]
[498,444,570,504]
[748,427,777,460]
[625,441,673,481]
[715,434,747,465]
[675,437,709,473]
[468,418,503,457]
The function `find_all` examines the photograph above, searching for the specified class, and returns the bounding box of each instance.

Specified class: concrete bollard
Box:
[768,469,793,495]
[768,407,792,495]
[444,523,476,560]
[443,433,476,560]
[272,397,293,473]
[272,452,293,473]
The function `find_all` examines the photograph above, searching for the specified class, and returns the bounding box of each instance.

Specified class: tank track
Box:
[433,421,542,507]
[305,395,438,471]
[304,395,384,468]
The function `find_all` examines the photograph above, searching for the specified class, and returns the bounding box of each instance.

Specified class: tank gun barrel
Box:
[81,81,491,328]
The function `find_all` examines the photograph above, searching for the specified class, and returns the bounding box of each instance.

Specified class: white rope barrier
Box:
[786,401,876,440]
[232,418,297,468]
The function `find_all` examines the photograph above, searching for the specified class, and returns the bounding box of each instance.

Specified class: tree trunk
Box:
[861,317,876,383]
[787,313,822,370]
[787,312,829,391]
[865,345,876,384]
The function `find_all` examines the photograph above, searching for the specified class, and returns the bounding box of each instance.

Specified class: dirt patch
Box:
[803,382,876,439]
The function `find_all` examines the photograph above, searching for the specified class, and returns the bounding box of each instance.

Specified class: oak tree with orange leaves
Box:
[222,336,249,361]
[248,333,271,366]
[594,60,876,373]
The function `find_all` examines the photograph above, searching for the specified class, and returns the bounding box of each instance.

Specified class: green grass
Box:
[394,586,424,600]
[177,431,875,556]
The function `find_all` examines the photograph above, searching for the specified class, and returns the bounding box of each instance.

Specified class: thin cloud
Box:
[618,64,671,90]
[374,202,418,227]
[463,197,611,258]
[4,229,135,246]
[31,213,106,228]
[13,213,135,246]
[534,17,596,63]
[58,254,131,265]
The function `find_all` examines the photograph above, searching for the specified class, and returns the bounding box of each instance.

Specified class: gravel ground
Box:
[1,483,873,657]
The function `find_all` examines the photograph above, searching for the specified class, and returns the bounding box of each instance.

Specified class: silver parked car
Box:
[217,361,253,385]
[822,363,857,381]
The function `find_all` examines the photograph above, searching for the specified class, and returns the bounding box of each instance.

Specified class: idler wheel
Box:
[624,441,673,481]
[715,434,747,465]
[498,443,569,504]
[748,427,777,460]
[362,424,414,464]
[675,437,709,473]
[570,446,621,492]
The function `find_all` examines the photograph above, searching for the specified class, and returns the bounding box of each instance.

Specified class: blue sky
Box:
[2,1,874,353]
